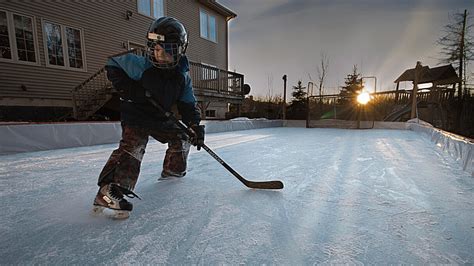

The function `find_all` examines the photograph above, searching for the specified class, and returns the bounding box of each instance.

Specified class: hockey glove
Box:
[189,124,205,150]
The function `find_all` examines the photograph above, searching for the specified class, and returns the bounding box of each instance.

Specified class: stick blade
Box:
[246,180,284,190]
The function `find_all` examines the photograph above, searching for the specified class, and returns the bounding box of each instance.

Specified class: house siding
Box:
[0,0,230,108]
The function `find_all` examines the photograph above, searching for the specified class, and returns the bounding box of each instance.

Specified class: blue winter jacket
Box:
[105,53,200,129]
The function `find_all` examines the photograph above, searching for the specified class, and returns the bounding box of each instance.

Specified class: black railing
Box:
[189,61,244,97]
[372,88,455,104]
[72,66,112,120]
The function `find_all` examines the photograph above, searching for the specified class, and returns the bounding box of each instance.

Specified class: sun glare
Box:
[357,91,371,105]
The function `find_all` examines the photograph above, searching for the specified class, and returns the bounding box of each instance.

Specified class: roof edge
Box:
[199,0,237,20]
[394,64,460,84]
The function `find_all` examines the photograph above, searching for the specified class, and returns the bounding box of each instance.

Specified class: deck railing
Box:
[189,61,244,97]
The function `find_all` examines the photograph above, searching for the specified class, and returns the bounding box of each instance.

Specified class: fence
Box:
[306,87,457,128]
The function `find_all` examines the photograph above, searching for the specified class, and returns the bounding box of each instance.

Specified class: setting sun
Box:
[357,91,371,105]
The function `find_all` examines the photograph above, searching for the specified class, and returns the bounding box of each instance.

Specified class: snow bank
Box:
[407,119,473,177]
[0,119,283,155]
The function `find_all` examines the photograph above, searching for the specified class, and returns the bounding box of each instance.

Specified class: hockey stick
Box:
[147,98,284,190]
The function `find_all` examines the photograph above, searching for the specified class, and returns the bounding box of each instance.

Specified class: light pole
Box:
[282,75,287,120]
[306,81,314,128]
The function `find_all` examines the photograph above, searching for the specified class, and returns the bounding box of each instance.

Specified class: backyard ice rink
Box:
[0,127,473,264]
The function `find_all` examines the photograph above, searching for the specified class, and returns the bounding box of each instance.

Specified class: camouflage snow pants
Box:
[97,124,191,190]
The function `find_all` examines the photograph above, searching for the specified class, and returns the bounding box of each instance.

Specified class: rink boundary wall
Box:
[1,119,472,176]
[407,120,473,177]
[0,119,283,155]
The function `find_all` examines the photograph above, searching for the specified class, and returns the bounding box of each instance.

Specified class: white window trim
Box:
[136,0,165,19]
[199,9,217,43]
[41,19,87,72]
[0,10,40,66]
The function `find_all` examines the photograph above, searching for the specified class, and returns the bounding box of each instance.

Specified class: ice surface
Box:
[0,127,473,264]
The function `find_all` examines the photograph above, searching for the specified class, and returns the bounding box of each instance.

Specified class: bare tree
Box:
[317,52,330,97]
[437,9,473,99]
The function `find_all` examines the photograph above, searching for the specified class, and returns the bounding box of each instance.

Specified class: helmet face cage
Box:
[147,40,186,69]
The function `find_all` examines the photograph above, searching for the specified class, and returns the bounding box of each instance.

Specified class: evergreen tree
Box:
[291,80,307,104]
[339,65,362,101]
[287,80,307,119]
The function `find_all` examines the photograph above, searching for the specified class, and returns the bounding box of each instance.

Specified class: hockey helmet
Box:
[146,17,188,69]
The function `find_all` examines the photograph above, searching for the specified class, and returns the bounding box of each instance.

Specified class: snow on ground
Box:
[0,127,473,264]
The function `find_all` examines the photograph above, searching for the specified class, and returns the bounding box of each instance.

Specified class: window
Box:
[200,10,216,42]
[13,14,36,62]
[205,110,216,118]
[44,22,63,66]
[0,11,39,64]
[66,27,83,68]
[43,21,85,70]
[0,11,12,60]
[137,0,164,18]
[200,11,207,39]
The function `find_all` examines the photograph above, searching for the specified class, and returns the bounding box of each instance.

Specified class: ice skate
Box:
[158,170,186,181]
[91,183,139,219]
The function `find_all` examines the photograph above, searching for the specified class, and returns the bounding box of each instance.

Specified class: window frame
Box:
[0,10,40,66]
[199,9,217,43]
[41,19,87,72]
[137,0,165,19]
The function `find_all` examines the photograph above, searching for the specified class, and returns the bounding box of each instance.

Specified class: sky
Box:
[217,0,473,99]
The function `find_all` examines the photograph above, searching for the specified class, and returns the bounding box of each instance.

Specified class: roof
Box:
[199,0,237,21]
[394,64,461,85]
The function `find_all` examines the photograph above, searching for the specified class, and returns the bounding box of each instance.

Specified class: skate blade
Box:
[158,175,183,181]
[91,206,130,219]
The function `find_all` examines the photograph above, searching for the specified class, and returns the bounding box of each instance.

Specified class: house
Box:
[0,0,247,121]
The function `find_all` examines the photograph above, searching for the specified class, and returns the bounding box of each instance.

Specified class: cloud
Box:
[256,0,319,18]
